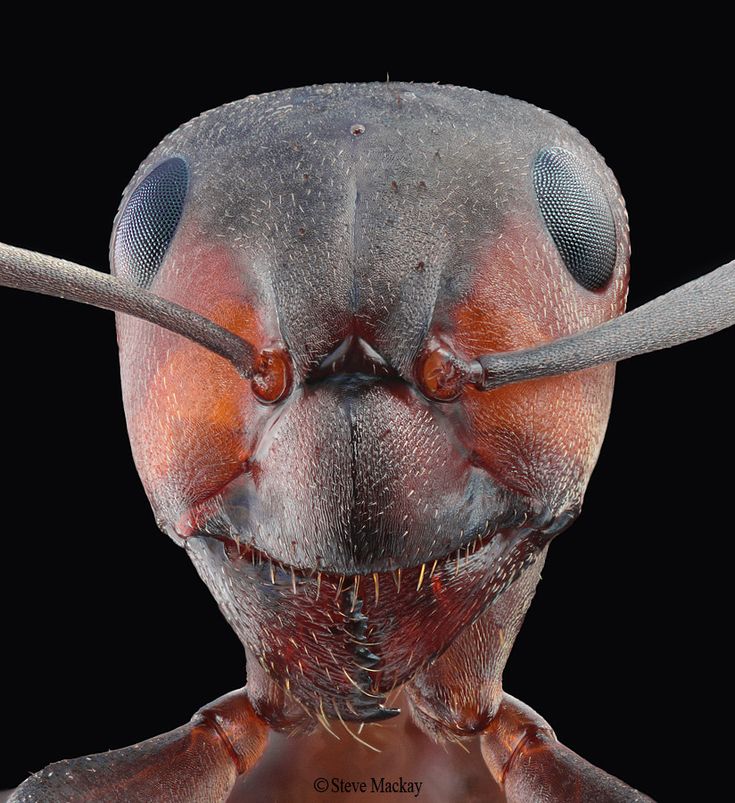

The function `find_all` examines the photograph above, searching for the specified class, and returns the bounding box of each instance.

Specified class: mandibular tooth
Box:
[316,572,322,600]
[335,574,345,601]
[429,559,438,578]
[355,646,381,667]
[416,562,426,591]
[269,561,276,584]
[392,568,402,594]
[291,567,297,594]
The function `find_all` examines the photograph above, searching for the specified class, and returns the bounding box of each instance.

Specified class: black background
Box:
[0,27,731,802]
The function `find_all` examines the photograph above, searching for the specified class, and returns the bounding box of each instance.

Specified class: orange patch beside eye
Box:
[450,215,627,505]
[119,231,271,520]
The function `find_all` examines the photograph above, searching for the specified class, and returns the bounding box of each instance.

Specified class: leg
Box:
[481,693,653,802]
[9,688,267,803]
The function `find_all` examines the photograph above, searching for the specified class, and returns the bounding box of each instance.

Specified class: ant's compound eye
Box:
[114,157,189,288]
[252,348,293,404]
[533,148,617,291]
[416,341,470,402]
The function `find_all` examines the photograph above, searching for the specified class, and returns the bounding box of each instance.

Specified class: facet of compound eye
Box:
[533,147,617,291]
[114,157,189,288]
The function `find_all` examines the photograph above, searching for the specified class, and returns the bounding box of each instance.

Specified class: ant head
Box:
[105,85,631,550]
[0,85,731,720]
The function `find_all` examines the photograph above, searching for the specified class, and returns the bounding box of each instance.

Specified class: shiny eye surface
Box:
[533,147,617,291]
[114,157,189,288]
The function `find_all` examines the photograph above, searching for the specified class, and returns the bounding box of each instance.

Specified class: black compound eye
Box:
[114,157,189,288]
[533,148,617,291]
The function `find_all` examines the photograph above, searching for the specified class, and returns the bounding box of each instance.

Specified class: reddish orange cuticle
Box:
[251,347,293,404]
[416,341,468,402]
